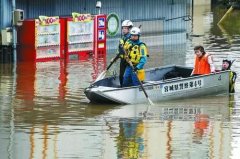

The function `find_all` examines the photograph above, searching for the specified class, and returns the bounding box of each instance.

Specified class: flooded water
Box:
[1,5,240,159]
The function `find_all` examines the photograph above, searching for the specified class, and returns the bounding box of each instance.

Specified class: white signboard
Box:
[162,78,203,94]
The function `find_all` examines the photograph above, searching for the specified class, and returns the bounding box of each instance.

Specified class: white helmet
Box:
[130,27,141,36]
[122,20,133,27]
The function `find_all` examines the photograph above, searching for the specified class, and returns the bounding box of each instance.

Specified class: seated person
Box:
[191,45,215,76]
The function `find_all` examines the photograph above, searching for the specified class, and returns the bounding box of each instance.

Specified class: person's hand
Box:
[211,70,216,74]
[133,67,138,72]
[119,45,125,55]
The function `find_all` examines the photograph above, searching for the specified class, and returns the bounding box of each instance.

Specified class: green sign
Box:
[107,13,119,36]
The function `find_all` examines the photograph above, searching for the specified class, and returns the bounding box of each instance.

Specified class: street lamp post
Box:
[96,1,102,15]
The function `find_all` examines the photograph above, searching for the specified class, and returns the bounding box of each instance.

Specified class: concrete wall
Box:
[194,0,211,5]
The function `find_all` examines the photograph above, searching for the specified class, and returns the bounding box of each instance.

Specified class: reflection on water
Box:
[0,54,109,159]
[1,92,235,159]
[0,61,240,159]
[117,119,144,158]
[13,54,106,106]
[100,96,233,159]
[104,96,233,159]
[1,5,240,159]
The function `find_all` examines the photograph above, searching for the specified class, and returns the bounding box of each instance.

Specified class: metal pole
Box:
[12,0,17,63]
[9,2,17,156]
[217,6,234,25]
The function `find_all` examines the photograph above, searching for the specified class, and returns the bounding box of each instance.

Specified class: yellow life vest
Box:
[127,43,148,65]
[119,39,131,59]
[119,39,124,45]
[229,71,237,93]
[126,43,147,81]
[137,69,145,81]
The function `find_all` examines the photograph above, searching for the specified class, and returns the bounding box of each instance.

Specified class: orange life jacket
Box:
[193,53,211,75]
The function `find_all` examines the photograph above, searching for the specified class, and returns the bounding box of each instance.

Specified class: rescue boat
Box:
[84,65,230,104]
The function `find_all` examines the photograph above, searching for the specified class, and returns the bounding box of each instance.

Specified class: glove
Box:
[118,44,125,55]
[133,67,138,72]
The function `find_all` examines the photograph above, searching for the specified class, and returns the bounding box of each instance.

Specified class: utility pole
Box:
[12,0,17,63]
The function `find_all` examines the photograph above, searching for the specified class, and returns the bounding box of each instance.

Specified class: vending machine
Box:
[64,13,107,60]
[64,13,93,60]
[17,16,65,62]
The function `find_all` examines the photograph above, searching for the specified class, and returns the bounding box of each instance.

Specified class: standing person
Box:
[191,45,216,76]
[112,20,133,87]
[122,27,148,87]
[221,59,237,93]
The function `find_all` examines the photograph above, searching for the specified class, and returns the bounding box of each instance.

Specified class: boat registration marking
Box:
[139,85,154,91]
[162,78,203,94]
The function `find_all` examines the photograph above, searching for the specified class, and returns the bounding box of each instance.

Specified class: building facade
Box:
[1,0,193,66]
[1,0,192,32]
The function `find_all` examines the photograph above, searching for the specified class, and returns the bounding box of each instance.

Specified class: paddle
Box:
[129,61,154,106]
[95,52,121,82]
[120,44,154,106]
